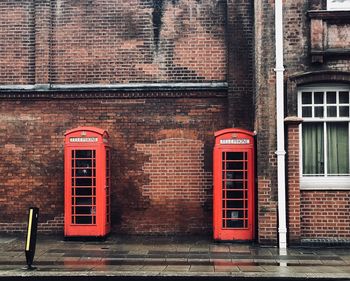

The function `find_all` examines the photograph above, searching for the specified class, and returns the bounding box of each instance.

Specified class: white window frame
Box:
[298,84,350,190]
[327,0,350,10]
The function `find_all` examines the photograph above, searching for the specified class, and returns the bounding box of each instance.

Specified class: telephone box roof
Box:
[64,126,109,138]
[214,128,255,137]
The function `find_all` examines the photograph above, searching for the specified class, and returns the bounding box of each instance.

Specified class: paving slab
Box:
[214,265,240,272]
[238,265,265,272]
[189,265,215,272]
[164,265,191,272]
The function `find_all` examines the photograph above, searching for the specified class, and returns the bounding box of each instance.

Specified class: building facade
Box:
[0,0,349,246]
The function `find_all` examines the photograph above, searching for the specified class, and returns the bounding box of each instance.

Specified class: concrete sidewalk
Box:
[0,234,350,279]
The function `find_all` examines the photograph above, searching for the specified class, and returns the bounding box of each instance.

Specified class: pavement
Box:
[0,234,350,280]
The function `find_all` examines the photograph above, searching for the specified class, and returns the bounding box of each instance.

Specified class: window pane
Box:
[339,106,349,117]
[302,123,324,175]
[326,92,336,104]
[339,91,349,103]
[315,106,324,117]
[314,92,324,104]
[302,107,312,117]
[327,106,337,117]
[302,92,312,104]
[327,123,349,175]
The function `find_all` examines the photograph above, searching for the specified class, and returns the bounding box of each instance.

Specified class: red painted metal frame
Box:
[213,128,255,241]
[64,127,110,237]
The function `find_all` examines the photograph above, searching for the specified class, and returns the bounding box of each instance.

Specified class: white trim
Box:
[327,0,350,10]
[300,177,350,190]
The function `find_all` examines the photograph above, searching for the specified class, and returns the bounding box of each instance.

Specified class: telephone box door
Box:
[64,127,110,238]
[213,129,255,241]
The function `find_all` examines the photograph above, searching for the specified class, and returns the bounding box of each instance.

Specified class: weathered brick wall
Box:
[0,0,226,84]
[254,0,278,244]
[257,177,277,244]
[0,0,35,84]
[286,120,302,245]
[0,94,226,234]
[283,0,309,77]
[300,191,350,239]
[227,0,254,129]
[132,138,212,234]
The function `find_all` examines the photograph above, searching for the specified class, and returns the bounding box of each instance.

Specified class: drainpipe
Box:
[274,0,287,249]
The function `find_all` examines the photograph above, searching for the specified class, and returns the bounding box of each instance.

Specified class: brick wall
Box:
[254,0,278,244]
[257,177,277,245]
[0,0,35,84]
[0,94,226,234]
[0,0,226,84]
[132,138,212,234]
[0,215,64,234]
[286,119,302,244]
[226,0,254,129]
[301,191,350,239]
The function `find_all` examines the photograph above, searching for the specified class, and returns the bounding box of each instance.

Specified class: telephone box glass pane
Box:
[76,160,93,168]
[76,197,92,205]
[75,150,93,158]
[75,178,92,186]
[76,217,92,224]
[226,200,244,208]
[226,152,243,160]
[76,168,92,177]
[226,161,243,170]
[71,149,96,225]
[76,206,93,214]
[75,188,93,196]
[222,151,248,229]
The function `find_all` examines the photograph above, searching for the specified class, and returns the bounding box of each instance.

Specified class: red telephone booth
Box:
[64,127,111,238]
[213,128,255,241]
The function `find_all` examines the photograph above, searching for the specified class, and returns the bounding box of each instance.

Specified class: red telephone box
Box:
[213,128,255,241]
[64,127,111,238]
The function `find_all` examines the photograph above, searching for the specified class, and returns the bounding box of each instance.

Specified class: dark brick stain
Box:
[152,0,165,50]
